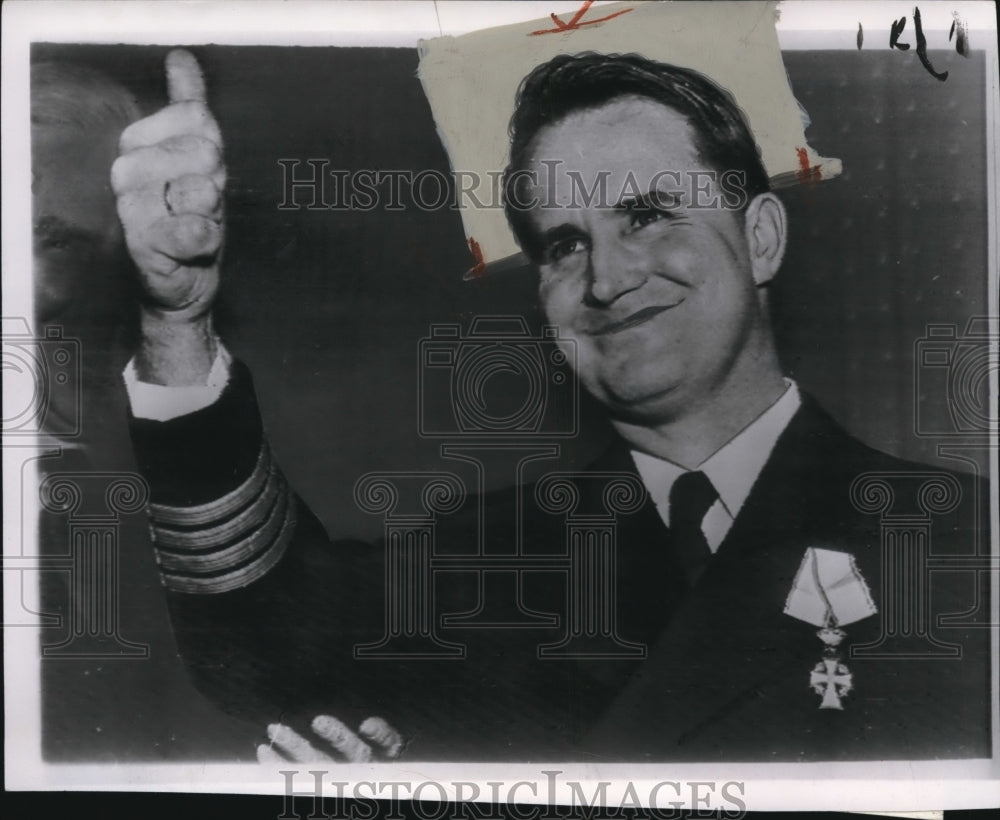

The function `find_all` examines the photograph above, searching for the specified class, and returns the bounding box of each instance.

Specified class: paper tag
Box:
[784,547,877,627]
[417,1,842,267]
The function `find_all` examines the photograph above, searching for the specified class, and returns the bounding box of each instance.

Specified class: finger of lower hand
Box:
[358,716,404,759]
[267,723,336,763]
[256,743,286,764]
[311,715,373,763]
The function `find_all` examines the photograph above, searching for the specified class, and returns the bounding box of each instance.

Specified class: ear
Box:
[743,193,787,286]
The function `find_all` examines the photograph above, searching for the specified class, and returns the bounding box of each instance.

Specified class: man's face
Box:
[523,96,771,424]
[32,121,124,324]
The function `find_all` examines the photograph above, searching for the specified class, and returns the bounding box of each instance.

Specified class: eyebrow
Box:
[616,188,682,215]
[539,223,585,246]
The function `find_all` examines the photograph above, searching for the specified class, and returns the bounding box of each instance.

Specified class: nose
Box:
[585,234,648,307]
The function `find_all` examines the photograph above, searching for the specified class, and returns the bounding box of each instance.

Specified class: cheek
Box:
[645,220,747,275]
[34,251,86,294]
[33,256,77,320]
[538,270,581,326]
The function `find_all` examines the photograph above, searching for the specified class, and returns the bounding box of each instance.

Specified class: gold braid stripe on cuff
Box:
[150,465,283,550]
[148,442,272,527]
[153,475,291,573]
[159,496,297,595]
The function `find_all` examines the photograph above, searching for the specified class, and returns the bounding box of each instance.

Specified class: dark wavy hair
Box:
[502,53,770,260]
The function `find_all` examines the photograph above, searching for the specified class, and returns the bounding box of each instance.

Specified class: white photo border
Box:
[3,1,998,811]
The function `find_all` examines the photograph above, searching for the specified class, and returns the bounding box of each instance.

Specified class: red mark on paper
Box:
[467,237,486,278]
[530,1,633,36]
[796,147,821,185]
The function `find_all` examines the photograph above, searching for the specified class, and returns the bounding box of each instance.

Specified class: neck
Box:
[610,342,787,470]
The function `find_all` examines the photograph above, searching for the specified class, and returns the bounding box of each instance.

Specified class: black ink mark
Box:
[857,22,864,50]
[887,7,958,82]
[914,7,948,81]
[890,16,910,50]
[950,12,970,57]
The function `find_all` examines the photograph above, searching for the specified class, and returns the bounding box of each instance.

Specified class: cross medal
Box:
[809,621,853,710]
[785,547,875,710]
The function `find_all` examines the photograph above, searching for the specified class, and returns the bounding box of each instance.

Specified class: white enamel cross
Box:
[809,657,853,710]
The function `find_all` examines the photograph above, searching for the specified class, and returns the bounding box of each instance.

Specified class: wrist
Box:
[137,311,219,386]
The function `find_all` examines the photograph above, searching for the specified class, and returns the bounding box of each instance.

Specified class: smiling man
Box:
[508,58,790,479]
[500,56,805,587]
[114,50,988,762]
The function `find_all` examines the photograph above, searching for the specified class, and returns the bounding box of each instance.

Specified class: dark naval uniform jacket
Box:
[129,361,991,762]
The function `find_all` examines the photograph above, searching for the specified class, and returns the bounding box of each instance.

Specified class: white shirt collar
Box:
[631,381,802,522]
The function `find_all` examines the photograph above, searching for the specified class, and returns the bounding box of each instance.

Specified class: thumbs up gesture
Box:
[112,49,225,325]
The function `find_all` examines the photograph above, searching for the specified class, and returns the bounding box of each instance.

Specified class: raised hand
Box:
[113,49,226,384]
[113,48,225,319]
[257,716,405,763]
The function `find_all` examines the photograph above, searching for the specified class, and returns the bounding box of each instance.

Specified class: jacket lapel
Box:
[585,399,861,757]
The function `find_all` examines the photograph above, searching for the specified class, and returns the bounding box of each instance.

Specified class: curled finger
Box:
[359,716,404,759]
[267,723,336,763]
[165,174,223,218]
[311,715,373,762]
[148,213,222,263]
[116,185,170,240]
[111,134,222,194]
[256,743,286,764]
[120,100,223,154]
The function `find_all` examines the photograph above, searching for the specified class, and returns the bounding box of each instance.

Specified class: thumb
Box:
[166,48,206,104]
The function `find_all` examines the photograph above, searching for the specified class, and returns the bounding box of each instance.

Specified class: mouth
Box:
[590,302,682,336]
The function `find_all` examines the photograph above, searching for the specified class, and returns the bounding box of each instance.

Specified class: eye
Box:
[38,234,75,252]
[545,236,588,264]
[628,207,668,231]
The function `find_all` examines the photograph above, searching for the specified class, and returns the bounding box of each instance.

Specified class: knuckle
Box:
[109,156,131,194]
[173,134,221,170]
[187,101,222,137]
[176,213,206,240]
[179,173,218,197]
[174,215,219,254]
[118,124,138,154]
[115,190,137,221]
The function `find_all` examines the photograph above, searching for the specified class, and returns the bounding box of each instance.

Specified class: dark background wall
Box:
[30,43,991,760]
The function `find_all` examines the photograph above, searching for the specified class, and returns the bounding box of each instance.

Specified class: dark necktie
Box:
[669,470,719,585]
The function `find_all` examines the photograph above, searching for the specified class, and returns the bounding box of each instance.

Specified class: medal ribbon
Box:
[784,547,877,627]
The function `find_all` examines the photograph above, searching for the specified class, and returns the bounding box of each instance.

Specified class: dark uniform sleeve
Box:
[128,361,383,730]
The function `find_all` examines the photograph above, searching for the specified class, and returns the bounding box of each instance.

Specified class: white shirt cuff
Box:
[123,344,233,421]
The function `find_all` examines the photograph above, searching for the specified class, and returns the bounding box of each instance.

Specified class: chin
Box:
[594,374,687,422]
